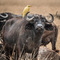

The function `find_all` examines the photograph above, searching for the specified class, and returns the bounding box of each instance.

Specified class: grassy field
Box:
[0,0,60,56]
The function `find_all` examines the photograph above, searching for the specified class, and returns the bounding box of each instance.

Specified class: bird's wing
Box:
[23,7,30,17]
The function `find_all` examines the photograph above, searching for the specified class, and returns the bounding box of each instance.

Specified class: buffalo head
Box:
[24,12,54,33]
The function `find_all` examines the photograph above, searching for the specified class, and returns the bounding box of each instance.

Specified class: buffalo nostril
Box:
[36,27,41,30]
[36,26,43,30]
[40,26,43,29]
[35,24,44,30]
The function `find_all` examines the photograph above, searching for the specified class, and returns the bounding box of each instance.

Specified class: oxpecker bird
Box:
[23,5,31,17]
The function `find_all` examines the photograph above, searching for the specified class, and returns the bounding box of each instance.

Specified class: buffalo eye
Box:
[41,19,45,22]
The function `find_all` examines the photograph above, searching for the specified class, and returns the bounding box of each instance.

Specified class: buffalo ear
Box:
[44,23,53,31]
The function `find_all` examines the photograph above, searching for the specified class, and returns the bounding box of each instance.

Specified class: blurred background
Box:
[0,0,60,55]
[0,0,60,15]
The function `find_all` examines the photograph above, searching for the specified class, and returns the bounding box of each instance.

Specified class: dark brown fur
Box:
[2,14,45,60]
[0,12,22,31]
[42,23,58,51]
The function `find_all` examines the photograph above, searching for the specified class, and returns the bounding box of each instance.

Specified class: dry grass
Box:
[0,0,60,58]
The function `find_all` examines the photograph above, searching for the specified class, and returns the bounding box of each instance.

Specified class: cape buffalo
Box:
[0,12,22,31]
[2,12,54,60]
[54,11,60,19]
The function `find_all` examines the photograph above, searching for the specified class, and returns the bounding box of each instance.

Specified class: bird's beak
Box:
[28,5,31,7]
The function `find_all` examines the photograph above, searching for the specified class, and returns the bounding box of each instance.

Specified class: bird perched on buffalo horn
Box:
[23,5,31,17]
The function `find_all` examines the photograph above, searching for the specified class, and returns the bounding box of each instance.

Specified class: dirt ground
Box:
[0,0,60,59]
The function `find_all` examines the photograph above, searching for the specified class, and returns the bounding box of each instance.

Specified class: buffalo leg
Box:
[32,48,38,60]
[9,48,13,60]
[5,47,10,60]
[15,49,19,60]
[51,38,56,50]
